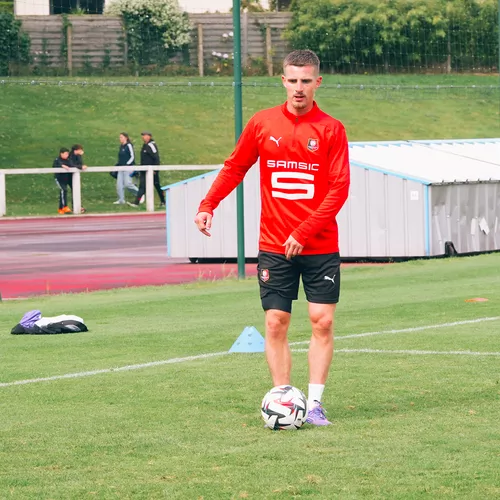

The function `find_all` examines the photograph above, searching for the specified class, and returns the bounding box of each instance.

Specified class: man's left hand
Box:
[283,235,304,260]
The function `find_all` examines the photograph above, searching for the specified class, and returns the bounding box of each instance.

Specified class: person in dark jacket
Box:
[67,144,88,213]
[129,131,165,208]
[69,144,88,171]
[113,132,140,205]
[53,147,72,214]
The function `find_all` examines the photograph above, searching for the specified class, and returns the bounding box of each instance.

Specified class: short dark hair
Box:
[283,50,320,73]
[59,147,69,154]
[71,144,83,152]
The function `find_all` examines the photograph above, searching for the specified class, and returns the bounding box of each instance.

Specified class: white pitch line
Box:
[1,316,499,388]
[289,316,500,346]
[0,352,228,388]
[292,348,500,356]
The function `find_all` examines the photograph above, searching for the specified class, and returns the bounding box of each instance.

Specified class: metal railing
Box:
[0,164,222,216]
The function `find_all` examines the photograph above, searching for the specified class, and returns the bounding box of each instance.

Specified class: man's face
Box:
[75,148,84,155]
[281,65,322,115]
[60,151,69,160]
[142,134,150,143]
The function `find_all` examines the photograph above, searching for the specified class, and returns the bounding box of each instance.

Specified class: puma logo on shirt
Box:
[270,136,282,147]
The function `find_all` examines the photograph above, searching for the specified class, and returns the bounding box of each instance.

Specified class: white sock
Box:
[308,384,325,410]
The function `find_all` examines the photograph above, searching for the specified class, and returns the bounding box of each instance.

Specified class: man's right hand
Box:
[194,211,212,237]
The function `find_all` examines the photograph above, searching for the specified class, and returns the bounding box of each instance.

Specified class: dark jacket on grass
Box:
[53,156,71,184]
[140,140,160,167]
[69,152,84,170]
[117,142,135,167]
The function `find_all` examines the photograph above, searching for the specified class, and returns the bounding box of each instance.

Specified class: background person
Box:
[194,50,350,426]
[129,131,165,208]
[53,147,72,215]
[67,144,88,213]
[113,132,139,205]
[68,144,88,171]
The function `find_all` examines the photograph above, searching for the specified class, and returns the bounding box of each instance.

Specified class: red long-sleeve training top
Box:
[198,101,350,255]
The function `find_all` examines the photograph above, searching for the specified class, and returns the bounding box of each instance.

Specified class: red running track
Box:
[0,213,257,299]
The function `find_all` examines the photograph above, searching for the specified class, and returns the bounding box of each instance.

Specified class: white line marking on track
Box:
[290,316,500,346]
[292,348,500,356]
[1,316,499,388]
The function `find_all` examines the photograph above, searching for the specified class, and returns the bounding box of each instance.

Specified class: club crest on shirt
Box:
[307,138,319,152]
[260,269,270,282]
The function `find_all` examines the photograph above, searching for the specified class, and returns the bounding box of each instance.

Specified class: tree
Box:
[269,0,292,11]
[0,13,31,75]
[241,0,265,12]
[105,0,191,68]
[284,0,497,73]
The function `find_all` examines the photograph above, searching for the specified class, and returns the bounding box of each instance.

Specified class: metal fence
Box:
[0,164,220,216]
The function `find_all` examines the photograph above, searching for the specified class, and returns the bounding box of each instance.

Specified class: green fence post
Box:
[233,0,245,279]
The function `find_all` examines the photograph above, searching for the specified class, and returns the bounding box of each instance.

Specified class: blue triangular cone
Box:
[229,326,265,353]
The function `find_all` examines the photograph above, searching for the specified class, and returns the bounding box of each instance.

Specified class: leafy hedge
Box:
[285,0,499,73]
[0,13,31,75]
[105,0,191,69]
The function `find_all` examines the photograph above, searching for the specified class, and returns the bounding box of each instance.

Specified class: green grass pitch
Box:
[1,254,499,498]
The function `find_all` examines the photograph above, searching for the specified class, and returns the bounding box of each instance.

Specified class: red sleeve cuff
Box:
[290,230,307,247]
[197,202,214,216]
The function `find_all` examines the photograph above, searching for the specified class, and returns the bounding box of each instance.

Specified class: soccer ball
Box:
[261,385,308,430]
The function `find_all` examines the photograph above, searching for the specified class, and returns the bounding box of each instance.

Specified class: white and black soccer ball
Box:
[261,385,308,430]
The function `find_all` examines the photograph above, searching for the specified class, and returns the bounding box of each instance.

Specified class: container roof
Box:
[349,139,500,184]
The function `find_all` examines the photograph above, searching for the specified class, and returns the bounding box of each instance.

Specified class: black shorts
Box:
[257,251,341,313]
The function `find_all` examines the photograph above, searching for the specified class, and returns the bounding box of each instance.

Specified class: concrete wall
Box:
[15,0,49,16]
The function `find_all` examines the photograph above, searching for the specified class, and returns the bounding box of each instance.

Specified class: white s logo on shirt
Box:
[271,172,315,200]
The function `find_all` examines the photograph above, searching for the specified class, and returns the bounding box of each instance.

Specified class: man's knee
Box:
[311,316,333,332]
[309,306,335,335]
[309,305,336,333]
[265,309,290,339]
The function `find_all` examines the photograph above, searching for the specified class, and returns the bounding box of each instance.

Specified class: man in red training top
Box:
[195,50,350,426]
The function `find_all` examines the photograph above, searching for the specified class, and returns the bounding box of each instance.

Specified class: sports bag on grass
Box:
[11,310,88,335]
